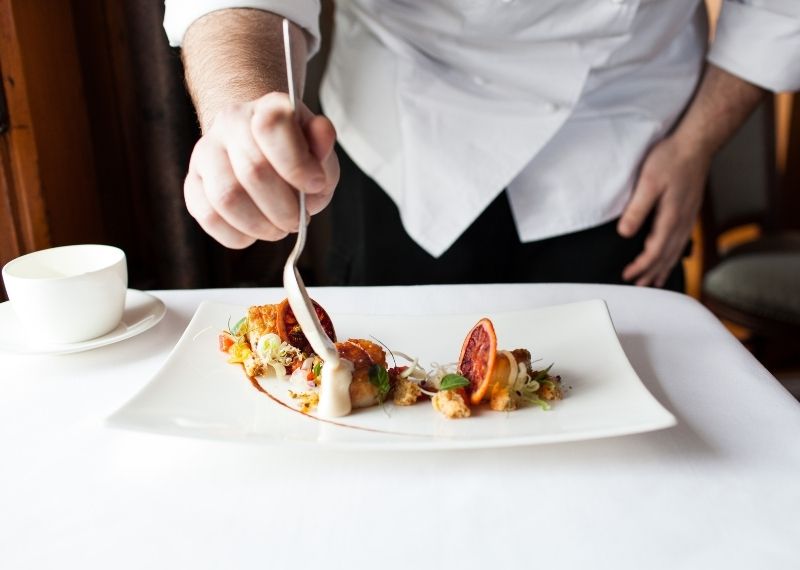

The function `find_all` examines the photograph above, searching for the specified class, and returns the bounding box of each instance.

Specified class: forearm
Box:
[672,63,765,158]
[182,8,307,131]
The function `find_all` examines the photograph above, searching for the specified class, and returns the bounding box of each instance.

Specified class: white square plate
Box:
[108,299,676,450]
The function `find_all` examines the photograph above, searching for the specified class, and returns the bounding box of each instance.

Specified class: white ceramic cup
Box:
[2,245,128,344]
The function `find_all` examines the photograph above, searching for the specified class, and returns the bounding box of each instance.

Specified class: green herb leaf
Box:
[530,364,554,384]
[312,360,322,377]
[510,363,555,411]
[439,374,470,391]
[368,364,391,404]
[232,317,247,336]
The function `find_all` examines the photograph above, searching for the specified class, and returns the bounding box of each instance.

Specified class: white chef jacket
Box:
[165,0,800,257]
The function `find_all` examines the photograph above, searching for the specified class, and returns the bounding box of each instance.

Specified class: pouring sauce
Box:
[317,358,354,417]
[285,288,353,417]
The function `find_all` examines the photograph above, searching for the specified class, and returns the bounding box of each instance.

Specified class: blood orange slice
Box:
[457,318,498,405]
[276,298,337,355]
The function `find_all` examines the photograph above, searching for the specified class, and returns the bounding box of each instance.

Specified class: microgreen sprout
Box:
[368,364,391,405]
[511,363,554,410]
[225,316,248,340]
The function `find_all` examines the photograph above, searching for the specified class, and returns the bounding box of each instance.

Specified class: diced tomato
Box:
[388,366,408,379]
[218,333,235,352]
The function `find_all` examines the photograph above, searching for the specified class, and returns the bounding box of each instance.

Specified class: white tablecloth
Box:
[1,284,798,570]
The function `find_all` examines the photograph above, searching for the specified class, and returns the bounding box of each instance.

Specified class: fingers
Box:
[632,234,685,288]
[622,204,692,288]
[223,120,300,234]
[306,151,339,215]
[617,173,660,238]
[189,140,289,245]
[621,202,675,281]
[619,158,681,287]
[251,93,328,195]
[184,169,256,249]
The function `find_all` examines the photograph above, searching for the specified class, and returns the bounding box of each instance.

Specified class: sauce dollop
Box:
[317,357,354,417]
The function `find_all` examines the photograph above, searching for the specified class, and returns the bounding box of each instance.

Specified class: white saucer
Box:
[0,289,166,355]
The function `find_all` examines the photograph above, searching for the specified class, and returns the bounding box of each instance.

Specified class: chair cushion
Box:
[703,252,800,326]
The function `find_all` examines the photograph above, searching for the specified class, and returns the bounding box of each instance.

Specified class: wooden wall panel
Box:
[0,1,48,253]
[0,0,105,257]
[0,135,22,299]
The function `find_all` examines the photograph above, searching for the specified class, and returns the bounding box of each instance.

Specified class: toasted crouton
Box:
[393,377,422,406]
[432,390,471,419]
[539,378,563,401]
[246,304,279,353]
[243,353,262,378]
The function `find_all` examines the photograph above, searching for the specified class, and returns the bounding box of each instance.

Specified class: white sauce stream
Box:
[318,358,354,417]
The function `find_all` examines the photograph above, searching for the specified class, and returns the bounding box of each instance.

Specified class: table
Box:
[1,284,799,570]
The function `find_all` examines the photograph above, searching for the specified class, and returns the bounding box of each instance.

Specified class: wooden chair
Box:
[701,95,800,347]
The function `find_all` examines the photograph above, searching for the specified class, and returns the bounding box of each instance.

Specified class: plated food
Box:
[219,298,563,419]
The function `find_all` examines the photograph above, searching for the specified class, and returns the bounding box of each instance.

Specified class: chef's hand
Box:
[615,63,765,288]
[184,92,339,249]
[616,135,709,288]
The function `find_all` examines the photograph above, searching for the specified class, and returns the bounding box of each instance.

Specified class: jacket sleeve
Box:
[163,0,321,58]
[707,0,800,92]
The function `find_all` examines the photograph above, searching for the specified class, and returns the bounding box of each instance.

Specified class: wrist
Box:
[669,127,716,166]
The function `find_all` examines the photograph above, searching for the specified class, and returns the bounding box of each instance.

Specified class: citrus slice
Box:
[457,317,498,405]
[276,298,337,354]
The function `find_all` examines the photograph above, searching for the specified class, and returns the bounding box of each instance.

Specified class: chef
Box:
[164,1,800,290]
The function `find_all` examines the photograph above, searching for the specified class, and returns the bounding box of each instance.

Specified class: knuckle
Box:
[214,106,236,127]
[211,181,244,210]
[253,98,292,131]
[239,158,271,187]
[195,208,220,229]
[259,91,290,109]
[210,104,249,134]
[190,137,211,162]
